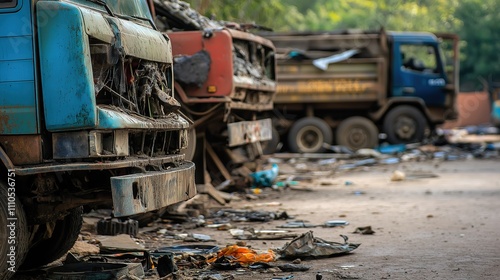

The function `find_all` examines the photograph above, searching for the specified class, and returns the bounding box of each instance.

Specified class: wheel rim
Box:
[394,115,416,140]
[296,126,323,152]
[347,127,369,148]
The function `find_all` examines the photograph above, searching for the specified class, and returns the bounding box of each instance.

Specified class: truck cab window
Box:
[0,0,17,8]
[400,44,437,73]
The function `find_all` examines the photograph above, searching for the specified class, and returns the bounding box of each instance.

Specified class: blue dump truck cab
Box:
[0,0,195,275]
[389,32,459,123]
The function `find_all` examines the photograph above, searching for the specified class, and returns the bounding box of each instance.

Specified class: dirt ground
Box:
[176,158,500,280]
[13,158,500,280]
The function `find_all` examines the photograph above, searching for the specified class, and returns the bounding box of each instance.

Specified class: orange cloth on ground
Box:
[207,245,276,264]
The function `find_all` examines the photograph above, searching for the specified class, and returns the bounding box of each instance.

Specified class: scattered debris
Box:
[250,163,279,187]
[47,263,129,279]
[175,233,213,242]
[391,170,406,181]
[278,231,360,259]
[278,221,317,228]
[96,234,145,253]
[69,241,100,257]
[377,143,409,154]
[352,226,375,235]
[272,276,295,280]
[207,245,276,265]
[97,218,139,237]
[324,220,350,227]
[153,244,219,256]
[230,228,298,240]
[278,263,311,272]
[211,209,290,223]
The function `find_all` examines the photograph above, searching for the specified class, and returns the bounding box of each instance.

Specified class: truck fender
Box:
[370,97,437,123]
[0,146,15,171]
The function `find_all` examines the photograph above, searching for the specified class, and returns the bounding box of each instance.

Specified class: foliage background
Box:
[184,0,500,89]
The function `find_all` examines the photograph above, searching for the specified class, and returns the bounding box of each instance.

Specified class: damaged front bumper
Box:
[111,161,196,217]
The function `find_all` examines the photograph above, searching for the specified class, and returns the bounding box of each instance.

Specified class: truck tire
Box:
[288,117,332,153]
[336,117,379,150]
[261,127,280,154]
[0,184,29,279]
[180,127,196,161]
[383,106,427,144]
[22,207,83,269]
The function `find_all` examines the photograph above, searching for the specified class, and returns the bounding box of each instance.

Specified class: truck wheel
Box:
[261,127,280,154]
[383,106,427,144]
[336,117,379,150]
[180,128,196,161]
[22,207,83,269]
[0,184,29,279]
[288,117,332,153]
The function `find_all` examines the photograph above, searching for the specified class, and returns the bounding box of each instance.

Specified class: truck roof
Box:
[387,31,438,44]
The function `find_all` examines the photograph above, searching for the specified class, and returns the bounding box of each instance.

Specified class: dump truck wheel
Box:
[383,106,427,144]
[288,117,332,153]
[180,128,196,161]
[336,117,379,150]
[22,207,83,269]
[262,127,280,154]
[0,184,29,279]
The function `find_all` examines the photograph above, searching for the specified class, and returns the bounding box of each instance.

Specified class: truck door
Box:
[0,0,39,134]
[392,42,447,107]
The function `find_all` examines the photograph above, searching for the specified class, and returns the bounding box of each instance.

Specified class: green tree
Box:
[454,0,500,83]
[184,0,298,31]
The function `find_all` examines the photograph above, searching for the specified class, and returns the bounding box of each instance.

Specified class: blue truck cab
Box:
[382,31,459,143]
[0,0,195,275]
[389,32,459,113]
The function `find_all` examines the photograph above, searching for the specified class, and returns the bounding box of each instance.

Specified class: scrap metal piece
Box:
[97,218,139,237]
[278,263,311,272]
[353,226,375,235]
[278,231,360,259]
[111,161,196,217]
[229,228,297,240]
[227,118,273,147]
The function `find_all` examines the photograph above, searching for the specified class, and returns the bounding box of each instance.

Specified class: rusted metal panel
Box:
[107,17,171,64]
[265,31,384,58]
[227,118,272,147]
[169,30,235,97]
[80,7,114,43]
[0,135,42,165]
[274,58,385,105]
[227,29,275,49]
[111,161,196,217]
[53,131,89,159]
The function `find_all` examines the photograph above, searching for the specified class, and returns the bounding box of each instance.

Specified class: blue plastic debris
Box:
[250,163,279,187]
[377,144,407,154]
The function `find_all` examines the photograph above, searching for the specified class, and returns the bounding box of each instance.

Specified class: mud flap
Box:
[111,161,196,217]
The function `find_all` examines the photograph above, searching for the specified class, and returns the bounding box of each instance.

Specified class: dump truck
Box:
[261,30,459,152]
[152,0,276,186]
[0,0,195,276]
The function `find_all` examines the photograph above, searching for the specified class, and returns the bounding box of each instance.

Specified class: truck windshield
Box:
[79,0,153,21]
[103,0,152,20]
